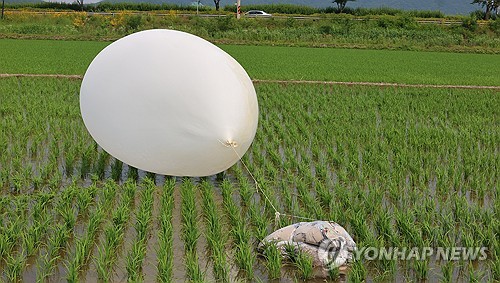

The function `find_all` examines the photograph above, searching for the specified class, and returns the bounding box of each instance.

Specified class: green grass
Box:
[1,39,499,85]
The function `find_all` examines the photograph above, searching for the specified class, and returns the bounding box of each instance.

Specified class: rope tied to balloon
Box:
[80,29,317,231]
[221,139,317,229]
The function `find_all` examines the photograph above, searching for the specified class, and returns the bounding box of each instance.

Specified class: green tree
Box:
[333,0,355,13]
[213,0,220,11]
[76,0,83,11]
[472,0,499,19]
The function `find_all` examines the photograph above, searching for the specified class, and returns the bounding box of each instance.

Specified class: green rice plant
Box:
[64,149,76,177]
[5,253,26,282]
[490,258,500,281]
[76,188,93,213]
[231,221,251,247]
[261,242,282,280]
[207,239,230,283]
[145,171,156,182]
[125,240,146,282]
[328,265,340,281]
[0,217,22,259]
[94,150,109,180]
[349,209,370,243]
[157,226,173,283]
[413,259,429,281]
[180,179,199,247]
[127,166,139,181]
[102,180,118,206]
[199,180,229,282]
[348,260,367,283]
[185,251,205,283]
[36,252,60,282]
[21,226,39,256]
[234,242,255,279]
[440,261,454,283]
[221,181,240,228]
[95,244,112,282]
[110,158,123,181]
[248,202,268,241]
[95,186,133,281]
[125,178,154,281]
[238,177,253,207]
[37,223,70,282]
[66,200,105,281]
[468,262,485,282]
[79,145,93,179]
[294,249,314,280]
[57,202,76,231]
[66,237,90,282]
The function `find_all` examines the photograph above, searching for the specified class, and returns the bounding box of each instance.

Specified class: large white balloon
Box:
[80,29,258,177]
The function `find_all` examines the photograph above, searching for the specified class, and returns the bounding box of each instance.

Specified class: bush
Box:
[470,10,486,20]
[126,14,142,31]
[215,15,236,32]
[376,15,398,28]
[462,16,478,32]
[319,25,334,35]
[488,18,500,34]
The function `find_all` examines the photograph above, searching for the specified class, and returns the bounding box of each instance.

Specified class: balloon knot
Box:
[225,140,238,148]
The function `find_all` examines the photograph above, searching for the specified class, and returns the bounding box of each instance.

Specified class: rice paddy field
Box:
[0,38,498,282]
[1,39,500,86]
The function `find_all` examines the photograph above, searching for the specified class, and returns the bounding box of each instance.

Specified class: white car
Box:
[244,10,272,17]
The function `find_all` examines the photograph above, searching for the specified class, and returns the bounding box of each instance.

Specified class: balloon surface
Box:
[80,29,258,176]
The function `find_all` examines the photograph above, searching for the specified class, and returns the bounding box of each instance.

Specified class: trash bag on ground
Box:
[259,221,356,278]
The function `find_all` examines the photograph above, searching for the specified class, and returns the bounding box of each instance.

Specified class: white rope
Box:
[219,139,317,227]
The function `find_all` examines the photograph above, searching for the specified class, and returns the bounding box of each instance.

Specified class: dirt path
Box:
[1,73,499,90]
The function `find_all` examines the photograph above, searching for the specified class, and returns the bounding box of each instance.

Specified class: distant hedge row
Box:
[5,2,212,12]
[6,2,446,18]
[223,4,446,18]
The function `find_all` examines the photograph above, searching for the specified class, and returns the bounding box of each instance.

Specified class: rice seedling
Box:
[248,202,268,241]
[79,145,94,179]
[185,251,205,282]
[65,204,105,281]
[490,258,500,281]
[261,242,282,280]
[413,259,429,281]
[234,242,255,279]
[94,151,109,180]
[199,180,229,282]
[110,158,123,181]
[157,177,174,283]
[440,257,454,282]
[468,262,485,283]
[294,249,314,280]
[5,253,26,282]
[127,166,139,181]
[180,178,200,254]
[36,223,71,282]
[348,259,367,283]
[125,240,147,282]
[125,178,154,281]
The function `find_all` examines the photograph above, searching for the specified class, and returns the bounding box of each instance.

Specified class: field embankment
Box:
[0,10,499,53]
